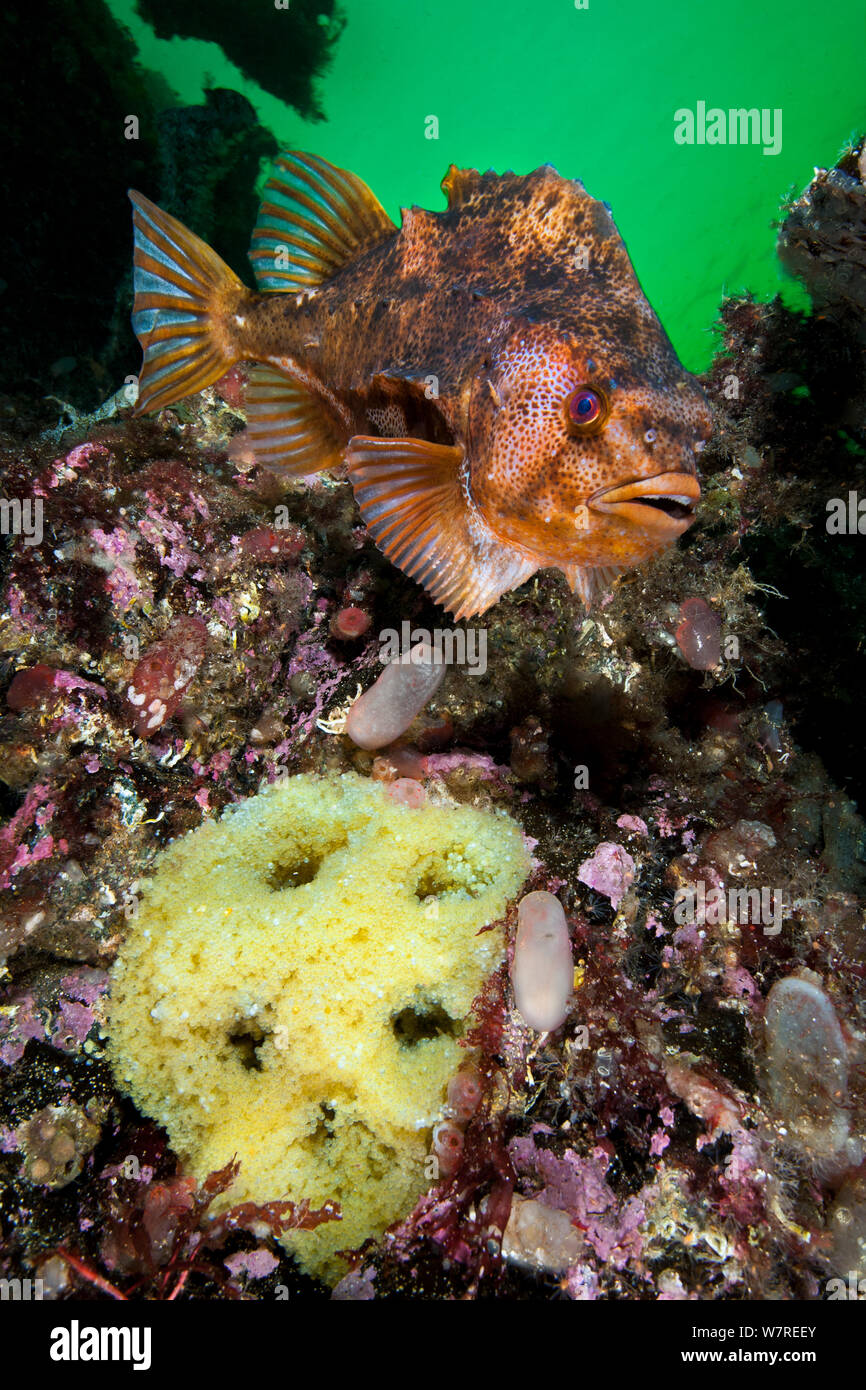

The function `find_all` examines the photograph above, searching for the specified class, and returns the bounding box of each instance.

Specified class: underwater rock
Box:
[0,0,160,405]
[135,0,345,116]
[0,15,280,410]
[778,138,866,330]
[16,1102,102,1188]
[509,716,553,787]
[153,89,278,284]
[238,523,305,564]
[508,1135,647,1273]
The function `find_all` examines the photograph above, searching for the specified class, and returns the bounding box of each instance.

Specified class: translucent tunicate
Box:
[764,970,853,1173]
[510,891,573,1032]
[828,1172,866,1282]
[675,597,722,670]
[346,642,446,750]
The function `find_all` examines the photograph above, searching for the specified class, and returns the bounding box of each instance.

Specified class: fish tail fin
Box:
[129,191,253,415]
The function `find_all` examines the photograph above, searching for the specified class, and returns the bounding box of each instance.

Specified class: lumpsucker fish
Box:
[129,151,712,618]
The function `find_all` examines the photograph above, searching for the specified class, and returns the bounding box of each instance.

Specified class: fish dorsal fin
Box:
[245,364,347,474]
[441,165,485,209]
[563,563,627,608]
[346,436,537,619]
[249,151,397,292]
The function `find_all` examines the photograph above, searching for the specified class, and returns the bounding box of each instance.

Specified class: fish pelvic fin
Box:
[563,563,627,608]
[249,151,396,292]
[129,191,253,415]
[346,436,538,620]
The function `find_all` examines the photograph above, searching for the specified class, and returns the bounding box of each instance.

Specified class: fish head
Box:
[468,321,713,571]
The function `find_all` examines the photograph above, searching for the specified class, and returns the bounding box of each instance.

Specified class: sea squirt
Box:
[511,891,573,1033]
[346,641,446,750]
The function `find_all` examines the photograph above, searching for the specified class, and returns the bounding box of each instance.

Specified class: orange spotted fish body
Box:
[129,153,712,618]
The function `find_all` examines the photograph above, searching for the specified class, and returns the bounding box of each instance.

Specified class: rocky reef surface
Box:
[0,140,865,1301]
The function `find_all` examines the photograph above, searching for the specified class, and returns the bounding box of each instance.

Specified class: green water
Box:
[110,0,865,370]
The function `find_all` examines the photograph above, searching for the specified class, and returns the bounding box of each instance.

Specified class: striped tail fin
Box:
[128,191,252,415]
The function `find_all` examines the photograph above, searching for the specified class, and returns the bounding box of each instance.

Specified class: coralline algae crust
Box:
[107,772,529,1281]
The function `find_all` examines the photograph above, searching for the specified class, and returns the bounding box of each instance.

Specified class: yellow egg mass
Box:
[107,772,529,1282]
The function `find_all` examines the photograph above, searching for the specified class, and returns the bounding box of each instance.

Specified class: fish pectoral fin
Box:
[249,151,396,292]
[346,436,538,619]
[563,563,627,608]
[246,365,347,475]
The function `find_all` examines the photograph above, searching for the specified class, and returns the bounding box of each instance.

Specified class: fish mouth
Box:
[588,472,700,534]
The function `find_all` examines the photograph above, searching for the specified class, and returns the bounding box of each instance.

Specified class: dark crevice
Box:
[267,856,322,890]
[227,1023,267,1071]
[392,1001,458,1047]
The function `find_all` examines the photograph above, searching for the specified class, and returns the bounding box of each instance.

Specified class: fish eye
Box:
[564,385,609,436]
